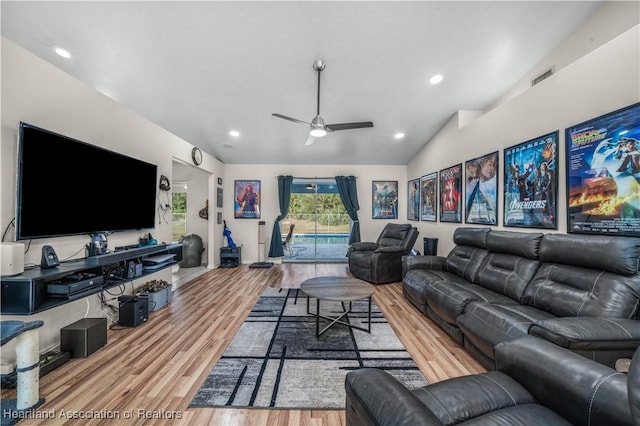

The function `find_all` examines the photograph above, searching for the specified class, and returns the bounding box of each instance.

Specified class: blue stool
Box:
[1,321,45,426]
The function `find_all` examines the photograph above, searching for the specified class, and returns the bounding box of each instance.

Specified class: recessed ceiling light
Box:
[429,74,443,85]
[229,130,240,137]
[52,45,71,59]
[394,132,405,139]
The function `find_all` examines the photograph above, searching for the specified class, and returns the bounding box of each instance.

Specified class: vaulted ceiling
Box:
[1,1,602,165]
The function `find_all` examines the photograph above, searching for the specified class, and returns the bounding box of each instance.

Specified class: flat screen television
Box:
[16,122,158,240]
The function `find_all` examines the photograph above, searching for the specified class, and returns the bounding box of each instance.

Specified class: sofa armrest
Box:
[403,255,446,272]
[529,317,640,351]
[496,335,632,426]
[350,242,378,252]
[529,317,640,368]
[374,245,405,254]
[345,369,443,426]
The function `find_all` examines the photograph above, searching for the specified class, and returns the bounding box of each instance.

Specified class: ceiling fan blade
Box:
[272,113,310,126]
[304,134,316,146]
[326,121,374,131]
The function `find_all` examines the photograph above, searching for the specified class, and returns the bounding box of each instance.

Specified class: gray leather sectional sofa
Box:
[345,335,638,425]
[402,227,640,369]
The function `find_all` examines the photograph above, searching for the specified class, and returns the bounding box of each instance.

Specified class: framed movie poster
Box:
[408,178,420,221]
[234,180,261,219]
[420,173,437,222]
[465,151,498,225]
[372,181,398,219]
[566,102,640,236]
[216,187,223,208]
[439,164,462,223]
[504,131,558,229]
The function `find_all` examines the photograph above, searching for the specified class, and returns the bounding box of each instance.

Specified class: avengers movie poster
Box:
[566,102,640,236]
[420,172,437,222]
[439,164,462,223]
[465,151,498,225]
[408,178,420,221]
[504,132,558,229]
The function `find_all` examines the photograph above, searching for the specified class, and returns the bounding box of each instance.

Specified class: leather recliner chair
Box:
[347,223,419,284]
[345,335,638,425]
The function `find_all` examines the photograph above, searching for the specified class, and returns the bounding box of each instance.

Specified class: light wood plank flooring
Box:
[2,264,486,425]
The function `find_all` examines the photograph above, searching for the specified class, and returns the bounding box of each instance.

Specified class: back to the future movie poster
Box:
[566,102,640,236]
[504,132,558,229]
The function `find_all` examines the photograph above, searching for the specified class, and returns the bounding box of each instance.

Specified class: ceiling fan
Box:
[272,60,374,146]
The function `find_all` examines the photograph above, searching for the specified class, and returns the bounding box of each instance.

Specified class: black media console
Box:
[0,244,182,315]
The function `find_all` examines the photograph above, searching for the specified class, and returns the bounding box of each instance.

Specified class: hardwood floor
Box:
[2,264,486,425]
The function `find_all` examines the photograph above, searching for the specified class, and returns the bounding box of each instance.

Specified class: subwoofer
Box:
[118,296,148,327]
[60,318,107,358]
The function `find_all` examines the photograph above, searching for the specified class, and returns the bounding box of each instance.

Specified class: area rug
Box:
[190,287,428,409]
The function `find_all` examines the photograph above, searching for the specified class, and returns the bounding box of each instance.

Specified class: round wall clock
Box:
[191,147,203,166]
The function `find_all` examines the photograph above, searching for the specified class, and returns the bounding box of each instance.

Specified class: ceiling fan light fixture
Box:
[310,127,327,137]
[310,115,327,137]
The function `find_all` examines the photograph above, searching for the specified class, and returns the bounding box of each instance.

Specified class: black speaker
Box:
[118,296,148,327]
[126,261,136,279]
[40,245,60,269]
[60,318,107,358]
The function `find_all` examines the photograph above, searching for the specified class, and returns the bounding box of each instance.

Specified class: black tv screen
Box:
[16,122,158,240]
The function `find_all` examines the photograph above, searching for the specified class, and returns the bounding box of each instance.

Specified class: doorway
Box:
[282,178,350,262]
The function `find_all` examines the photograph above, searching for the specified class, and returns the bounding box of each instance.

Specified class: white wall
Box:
[408,25,640,256]
[493,1,639,108]
[223,164,407,264]
[0,38,225,363]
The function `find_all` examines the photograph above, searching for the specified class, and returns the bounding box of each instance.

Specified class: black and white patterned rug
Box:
[190,287,428,409]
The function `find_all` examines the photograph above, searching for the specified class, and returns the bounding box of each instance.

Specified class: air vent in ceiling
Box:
[531,68,554,86]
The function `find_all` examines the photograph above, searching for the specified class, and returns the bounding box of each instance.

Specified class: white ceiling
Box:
[1,1,602,165]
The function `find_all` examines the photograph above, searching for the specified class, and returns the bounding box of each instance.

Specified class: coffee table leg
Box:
[316,298,320,337]
[368,296,372,333]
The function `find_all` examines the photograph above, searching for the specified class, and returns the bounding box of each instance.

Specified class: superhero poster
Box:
[420,172,437,222]
[566,102,640,236]
[439,164,462,223]
[504,132,558,229]
[372,180,398,219]
[465,151,498,225]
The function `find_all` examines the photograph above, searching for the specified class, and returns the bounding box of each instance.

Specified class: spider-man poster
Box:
[439,164,462,223]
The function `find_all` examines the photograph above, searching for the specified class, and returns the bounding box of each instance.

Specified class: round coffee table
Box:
[300,276,375,337]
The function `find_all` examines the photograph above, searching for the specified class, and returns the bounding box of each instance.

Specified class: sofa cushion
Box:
[452,227,490,248]
[426,307,465,345]
[522,262,640,318]
[486,230,543,259]
[403,269,472,314]
[445,245,489,284]
[476,252,541,302]
[539,233,640,275]
[458,303,555,361]
[425,281,517,325]
[376,223,412,247]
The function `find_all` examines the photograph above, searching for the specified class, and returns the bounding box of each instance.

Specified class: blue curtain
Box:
[335,175,361,244]
[268,175,293,257]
